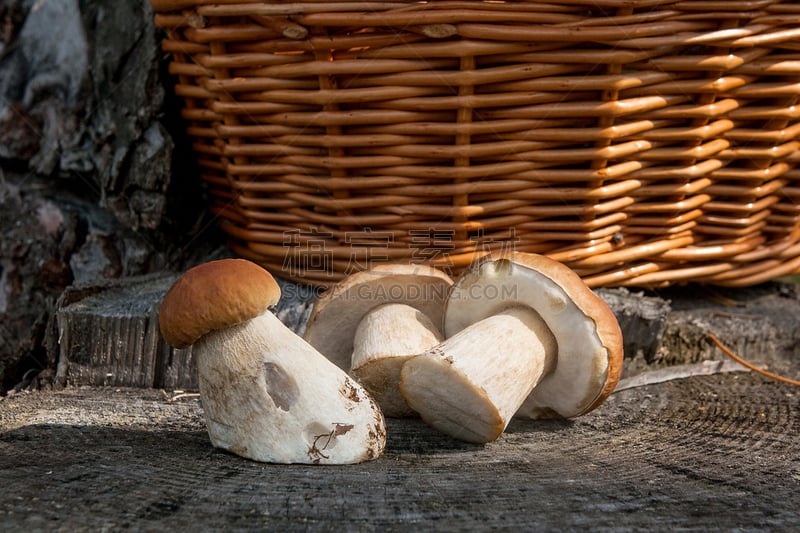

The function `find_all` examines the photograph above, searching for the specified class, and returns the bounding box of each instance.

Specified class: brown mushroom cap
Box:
[159,259,281,348]
[303,263,453,371]
[444,252,623,419]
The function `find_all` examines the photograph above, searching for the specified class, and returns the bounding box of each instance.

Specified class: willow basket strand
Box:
[152,0,800,287]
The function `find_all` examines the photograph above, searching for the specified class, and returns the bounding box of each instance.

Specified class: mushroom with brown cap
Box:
[158,258,386,464]
[399,252,623,443]
[304,264,452,417]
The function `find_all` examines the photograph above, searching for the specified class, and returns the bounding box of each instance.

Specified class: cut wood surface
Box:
[1,374,798,530]
[49,273,191,390]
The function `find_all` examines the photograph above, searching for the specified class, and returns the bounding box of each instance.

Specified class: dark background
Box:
[0,0,224,395]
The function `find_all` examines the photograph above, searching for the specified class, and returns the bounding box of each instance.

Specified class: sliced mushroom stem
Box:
[303,264,453,372]
[351,303,443,417]
[399,306,556,444]
[443,253,624,421]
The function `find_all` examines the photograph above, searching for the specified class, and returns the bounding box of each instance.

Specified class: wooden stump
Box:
[49,273,193,390]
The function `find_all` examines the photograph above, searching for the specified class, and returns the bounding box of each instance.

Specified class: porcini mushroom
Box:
[351,302,443,416]
[399,252,623,443]
[304,264,452,416]
[158,258,386,464]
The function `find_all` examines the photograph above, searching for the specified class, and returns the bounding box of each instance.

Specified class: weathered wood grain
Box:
[50,273,191,390]
[1,374,797,531]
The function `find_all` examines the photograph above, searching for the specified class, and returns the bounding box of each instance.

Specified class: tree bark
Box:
[0,0,222,393]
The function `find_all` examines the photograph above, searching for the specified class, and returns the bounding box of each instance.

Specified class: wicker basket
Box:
[152,0,800,287]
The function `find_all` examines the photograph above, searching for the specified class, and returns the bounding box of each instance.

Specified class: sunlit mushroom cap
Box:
[159,259,281,348]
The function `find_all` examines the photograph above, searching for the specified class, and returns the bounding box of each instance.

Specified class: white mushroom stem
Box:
[351,303,443,417]
[195,311,386,464]
[399,306,556,444]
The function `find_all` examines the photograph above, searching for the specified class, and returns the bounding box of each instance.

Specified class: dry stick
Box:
[616,335,800,392]
[613,360,752,393]
[165,391,201,404]
[707,333,800,387]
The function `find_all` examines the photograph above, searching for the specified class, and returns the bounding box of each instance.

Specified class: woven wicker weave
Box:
[152,0,800,287]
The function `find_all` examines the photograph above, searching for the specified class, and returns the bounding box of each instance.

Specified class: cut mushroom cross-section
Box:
[399,252,623,443]
[352,302,443,417]
[400,305,556,443]
[304,263,452,417]
[158,258,386,464]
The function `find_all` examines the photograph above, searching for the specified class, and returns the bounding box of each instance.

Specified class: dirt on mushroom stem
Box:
[159,259,387,464]
[400,305,556,443]
[400,253,624,443]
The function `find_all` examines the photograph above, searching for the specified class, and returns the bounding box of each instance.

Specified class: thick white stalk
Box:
[351,303,442,417]
[399,306,555,443]
[195,311,386,464]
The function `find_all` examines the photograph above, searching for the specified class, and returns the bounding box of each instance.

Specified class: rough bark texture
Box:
[600,284,800,379]
[0,0,169,216]
[1,374,797,530]
[0,0,223,394]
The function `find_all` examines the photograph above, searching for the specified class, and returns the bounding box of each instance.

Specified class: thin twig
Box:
[614,359,752,393]
[708,333,800,387]
[165,392,201,404]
